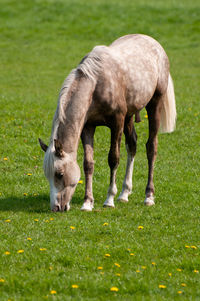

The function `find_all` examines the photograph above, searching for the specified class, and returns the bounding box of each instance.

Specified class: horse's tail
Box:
[160,73,177,133]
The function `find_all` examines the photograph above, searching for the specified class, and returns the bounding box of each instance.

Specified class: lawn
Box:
[0,0,200,300]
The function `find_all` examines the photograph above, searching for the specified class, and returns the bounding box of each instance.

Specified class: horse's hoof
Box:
[80,201,93,211]
[117,191,130,203]
[117,197,129,203]
[144,197,155,206]
[103,204,115,208]
[103,198,115,208]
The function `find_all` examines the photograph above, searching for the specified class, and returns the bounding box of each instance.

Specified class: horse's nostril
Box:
[52,205,60,212]
[60,205,67,212]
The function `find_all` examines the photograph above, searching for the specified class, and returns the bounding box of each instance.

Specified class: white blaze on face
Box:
[43,146,81,211]
[49,179,60,210]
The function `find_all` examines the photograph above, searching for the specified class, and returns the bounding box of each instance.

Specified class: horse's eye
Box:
[55,172,63,180]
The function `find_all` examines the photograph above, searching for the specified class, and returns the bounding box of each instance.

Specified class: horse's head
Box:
[39,138,80,212]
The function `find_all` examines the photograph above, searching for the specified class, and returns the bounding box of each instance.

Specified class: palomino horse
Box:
[39,34,176,212]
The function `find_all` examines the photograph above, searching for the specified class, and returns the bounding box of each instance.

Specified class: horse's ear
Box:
[54,139,64,158]
[39,138,48,152]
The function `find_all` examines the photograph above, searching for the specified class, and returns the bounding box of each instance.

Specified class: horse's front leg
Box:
[145,97,162,206]
[104,114,124,208]
[80,125,96,211]
[118,115,137,203]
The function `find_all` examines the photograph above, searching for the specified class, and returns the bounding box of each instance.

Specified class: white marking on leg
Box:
[144,193,155,206]
[80,200,93,211]
[103,168,117,208]
[118,151,134,203]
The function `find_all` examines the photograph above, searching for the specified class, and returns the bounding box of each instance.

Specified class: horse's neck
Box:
[56,77,94,156]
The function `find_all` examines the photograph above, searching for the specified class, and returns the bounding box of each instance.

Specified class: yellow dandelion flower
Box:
[17,250,24,254]
[177,268,182,272]
[4,251,10,255]
[191,246,197,249]
[194,269,199,273]
[142,266,146,269]
[185,245,190,248]
[177,291,183,294]
[0,278,5,283]
[45,220,49,223]
[97,267,103,270]
[72,284,79,289]
[78,180,83,184]
[136,270,140,273]
[3,157,8,161]
[49,266,53,271]
[115,273,120,276]
[50,290,56,294]
[138,225,144,230]
[70,226,75,230]
[39,248,47,251]
[114,263,120,268]
[34,219,38,222]
[110,287,119,292]
[127,248,131,251]
[105,253,111,257]
[23,193,28,196]
[159,285,166,289]
[50,218,54,221]
[27,237,32,241]
[5,219,11,223]
[152,262,156,265]
[144,114,148,118]
[168,273,172,277]
[103,222,109,226]
[27,173,32,176]
[130,253,135,256]
[181,283,187,287]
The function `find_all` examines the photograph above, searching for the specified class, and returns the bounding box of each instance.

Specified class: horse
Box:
[39,34,176,212]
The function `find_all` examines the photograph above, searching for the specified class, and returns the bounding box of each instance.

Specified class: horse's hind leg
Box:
[80,125,96,211]
[118,115,137,203]
[103,114,124,208]
[145,95,163,206]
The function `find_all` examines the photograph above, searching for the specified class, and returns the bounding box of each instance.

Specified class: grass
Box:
[0,0,200,300]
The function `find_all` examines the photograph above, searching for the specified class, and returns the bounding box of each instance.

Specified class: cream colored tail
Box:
[160,73,177,133]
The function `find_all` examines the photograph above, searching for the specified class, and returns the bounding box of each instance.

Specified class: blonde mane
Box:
[50,45,109,142]
[44,45,109,178]
[77,45,109,81]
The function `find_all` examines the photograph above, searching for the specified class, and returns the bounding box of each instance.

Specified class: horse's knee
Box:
[146,138,158,158]
[124,118,137,157]
[108,149,119,170]
[131,132,137,155]
[84,159,94,175]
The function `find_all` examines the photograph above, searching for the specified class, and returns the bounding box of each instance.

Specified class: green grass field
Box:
[0,0,199,300]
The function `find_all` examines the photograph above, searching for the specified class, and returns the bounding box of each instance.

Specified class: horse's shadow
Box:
[0,194,49,213]
[0,194,83,213]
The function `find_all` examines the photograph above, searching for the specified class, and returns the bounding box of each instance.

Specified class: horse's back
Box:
[110,34,167,63]
[86,34,170,124]
[108,34,169,111]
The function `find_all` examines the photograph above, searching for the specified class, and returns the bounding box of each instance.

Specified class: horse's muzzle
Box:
[52,204,69,212]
